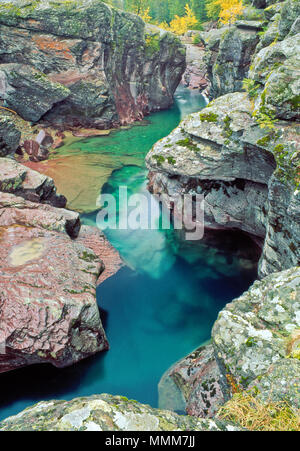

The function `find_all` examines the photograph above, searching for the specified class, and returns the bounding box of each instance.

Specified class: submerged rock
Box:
[0,394,241,431]
[0,191,109,373]
[0,0,186,129]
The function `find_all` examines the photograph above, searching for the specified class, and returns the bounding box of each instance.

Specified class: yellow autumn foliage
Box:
[139,7,152,23]
[158,4,198,36]
[213,0,244,25]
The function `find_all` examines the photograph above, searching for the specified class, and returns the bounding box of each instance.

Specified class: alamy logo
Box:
[96,187,204,241]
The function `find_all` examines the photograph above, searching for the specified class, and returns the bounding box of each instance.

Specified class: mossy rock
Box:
[0,394,241,431]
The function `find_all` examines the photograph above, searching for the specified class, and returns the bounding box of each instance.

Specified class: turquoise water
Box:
[0,87,259,420]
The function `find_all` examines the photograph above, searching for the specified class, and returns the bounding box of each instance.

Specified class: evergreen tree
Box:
[191,0,207,22]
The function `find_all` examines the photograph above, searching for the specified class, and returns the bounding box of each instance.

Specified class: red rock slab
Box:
[0,192,80,238]
[0,198,109,373]
[77,225,123,284]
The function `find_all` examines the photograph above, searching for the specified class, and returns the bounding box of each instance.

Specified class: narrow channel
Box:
[0,86,259,420]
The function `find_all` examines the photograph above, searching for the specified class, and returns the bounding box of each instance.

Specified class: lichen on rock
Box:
[0,394,241,431]
[0,0,186,129]
[212,266,300,402]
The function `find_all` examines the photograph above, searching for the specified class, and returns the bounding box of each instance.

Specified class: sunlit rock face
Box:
[0,0,186,129]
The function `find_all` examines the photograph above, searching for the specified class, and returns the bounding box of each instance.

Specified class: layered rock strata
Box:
[0,153,122,372]
[0,0,186,129]
[0,186,110,373]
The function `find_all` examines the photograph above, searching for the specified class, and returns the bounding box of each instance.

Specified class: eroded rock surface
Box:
[0,157,67,207]
[0,191,109,373]
[0,0,186,129]
[249,33,300,121]
[146,92,273,242]
[146,90,299,277]
[159,344,228,418]
[0,394,241,431]
[147,1,299,423]
[201,26,259,99]
[0,113,21,157]
[0,63,70,122]
[160,266,300,418]
[212,266,300,407]
[181,36,209,92]
[77,225,123,284]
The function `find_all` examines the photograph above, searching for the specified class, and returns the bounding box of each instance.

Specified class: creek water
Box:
[0,87,259,420]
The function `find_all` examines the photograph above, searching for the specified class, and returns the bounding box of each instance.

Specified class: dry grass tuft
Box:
[218,392,300,431]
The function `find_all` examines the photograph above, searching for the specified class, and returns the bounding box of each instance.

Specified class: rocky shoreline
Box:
[0,0,299,432]
[145,0,300,428]
[0,155,125,372]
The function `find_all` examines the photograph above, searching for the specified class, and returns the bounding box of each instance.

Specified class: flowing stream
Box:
[0,87,260,420]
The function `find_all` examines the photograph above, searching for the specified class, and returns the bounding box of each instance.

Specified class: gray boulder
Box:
[212,266,300,409]
[0,112,21,156]
[249,34,300,121]
[201,27,259,99]
[0,394,241,431]
[158,344,229,418]
[0,64,70,122]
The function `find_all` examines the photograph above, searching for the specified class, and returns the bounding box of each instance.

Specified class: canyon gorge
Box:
[0,0,299,432]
